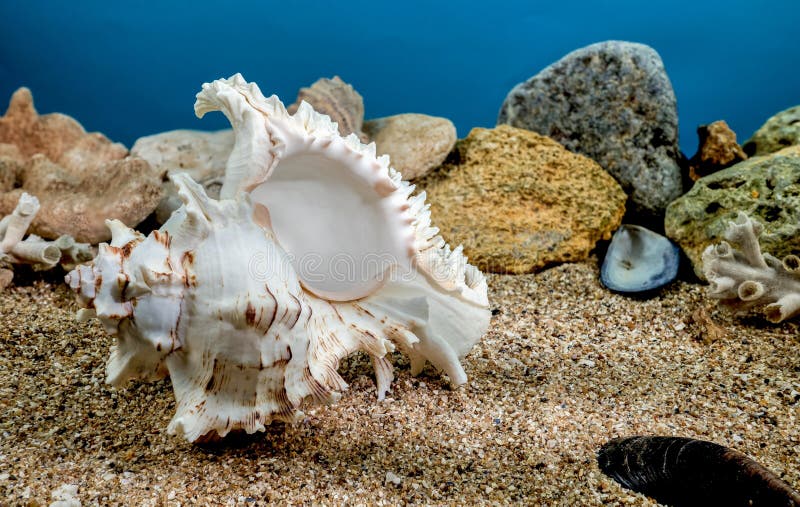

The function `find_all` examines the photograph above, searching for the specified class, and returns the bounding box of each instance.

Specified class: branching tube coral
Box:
[702,212,800,322]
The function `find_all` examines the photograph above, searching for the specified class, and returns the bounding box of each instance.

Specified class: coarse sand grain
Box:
[0,260,798,505]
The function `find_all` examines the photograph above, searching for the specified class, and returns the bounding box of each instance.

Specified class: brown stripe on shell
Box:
[167,297,184,352]
[119,239,141,259]
[278,307,289,327]
[330,303,346,323]
[117,273,130,297]
[274,385,295,419]
[360,328,379,342]
[302,367,334,403]
[205,358,221,392]
[164,251,174,273]
[152,230,171,248]
[323,363,348,391]
[288,293,303,329]
[263,284,278,334]
[351,303,375,319]
[268,358,290,369]
[245,301,257,326]
[181,251,196,287]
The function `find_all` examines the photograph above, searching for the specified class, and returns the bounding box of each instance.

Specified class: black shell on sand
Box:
[600,224,679,293]
[597,436,800,507]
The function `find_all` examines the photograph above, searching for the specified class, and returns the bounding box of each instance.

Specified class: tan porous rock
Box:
[416,125,626,273]
[0,87,162,243]
[688,121,747,181]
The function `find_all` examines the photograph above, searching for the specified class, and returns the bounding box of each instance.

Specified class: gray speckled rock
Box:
[665,146,800,278]
[743,105,800,157]
[363,114,456,180]
[498,41,683,216]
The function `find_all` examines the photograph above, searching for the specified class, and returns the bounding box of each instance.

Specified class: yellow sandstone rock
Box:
[416,125,626,274]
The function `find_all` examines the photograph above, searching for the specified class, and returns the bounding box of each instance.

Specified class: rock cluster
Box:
[134,78,458,224]
[0,88,162,243]
[498,41,683,217]
[286,77,457,180]
[666,146,800,277]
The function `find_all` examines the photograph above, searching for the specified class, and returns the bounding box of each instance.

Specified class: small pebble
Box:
[49,484,80,507]
[385,472,402,486]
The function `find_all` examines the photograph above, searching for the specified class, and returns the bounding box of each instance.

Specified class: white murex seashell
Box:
[66,74,490,442]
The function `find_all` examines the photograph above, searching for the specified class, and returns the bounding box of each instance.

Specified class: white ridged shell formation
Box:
[66,74,490,442]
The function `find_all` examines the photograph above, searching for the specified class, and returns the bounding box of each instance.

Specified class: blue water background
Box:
[1,1,798,154]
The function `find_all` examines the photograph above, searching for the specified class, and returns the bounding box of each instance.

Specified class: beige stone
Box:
[287,76,368,142]
[131,129,234,222]
[415,125,626,273]
[364,113,456,180]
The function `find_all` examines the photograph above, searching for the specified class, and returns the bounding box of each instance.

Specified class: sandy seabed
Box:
[0,260,798,506]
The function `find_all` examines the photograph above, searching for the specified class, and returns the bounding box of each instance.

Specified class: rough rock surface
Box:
[363,114,456,180]
[0,88,162,243]
[497,41,683,216]
[287,76,368,142]
[131,129,234,222]
[665,146,800,278]
[416,125,626,273]
[688,121,747,181]
[743,105,800,157]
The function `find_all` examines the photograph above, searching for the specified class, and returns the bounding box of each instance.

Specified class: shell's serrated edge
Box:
[196,74,488,307]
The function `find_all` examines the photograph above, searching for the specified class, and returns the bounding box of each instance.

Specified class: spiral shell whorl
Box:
[68,75,491,442]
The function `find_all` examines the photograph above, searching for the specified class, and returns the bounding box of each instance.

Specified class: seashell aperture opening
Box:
[67,74,490,442]
[249,149,408,301]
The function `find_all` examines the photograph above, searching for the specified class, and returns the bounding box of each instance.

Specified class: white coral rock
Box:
[0,192,92,290]
[702,212,800,323]
[67,74,490,442]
